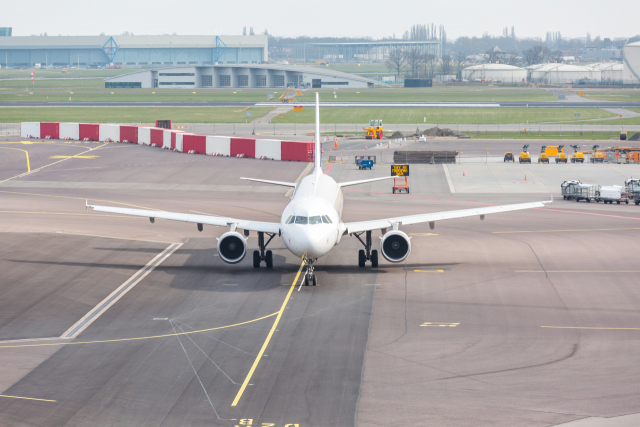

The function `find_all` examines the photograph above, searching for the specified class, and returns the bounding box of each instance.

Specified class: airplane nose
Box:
[301,229,331,258]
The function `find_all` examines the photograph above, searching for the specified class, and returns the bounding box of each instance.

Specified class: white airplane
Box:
[88,94,550,286]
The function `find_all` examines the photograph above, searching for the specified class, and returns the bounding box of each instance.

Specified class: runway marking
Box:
[232,259,306,407]
[0,143,108,184]
[414,269,445,273]
[542,326,640,330]
[495,227,640,234]
[0,190,166,212]
[48,155,99,159]
[61,243,182,338]
[0,147,30,172]
[0,312,279,349]
[0,394,56,403]
[442,164,455,194]
[421,322,459,327]
[517,270,640,273]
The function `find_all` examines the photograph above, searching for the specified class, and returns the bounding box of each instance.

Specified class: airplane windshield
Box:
[309,216,322,225]
[294,216,308,224]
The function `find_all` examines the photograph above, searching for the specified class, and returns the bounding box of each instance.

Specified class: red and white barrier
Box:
[206,136,231,156]
[139,127,151,145]
[21,122,40,138]
[60,123,79,140]
[20,122,317,163]
[99,124,120,143]
[255,139,282,161]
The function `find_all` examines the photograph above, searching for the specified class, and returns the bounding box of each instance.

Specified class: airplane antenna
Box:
[314,92,321,174]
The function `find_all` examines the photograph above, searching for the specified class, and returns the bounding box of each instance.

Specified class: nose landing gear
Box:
[303,258,317,286]
[354,230,378,268]
[253,231,276,268]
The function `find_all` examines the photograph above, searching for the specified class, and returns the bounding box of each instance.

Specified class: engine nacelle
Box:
[217,231,247,264]
[380,230,411,263]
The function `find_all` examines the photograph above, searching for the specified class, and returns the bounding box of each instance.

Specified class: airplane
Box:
[88,94,550,286]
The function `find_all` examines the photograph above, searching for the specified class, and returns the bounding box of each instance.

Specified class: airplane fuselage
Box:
[280,172,345,259]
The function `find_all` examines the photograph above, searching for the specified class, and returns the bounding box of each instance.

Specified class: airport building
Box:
[0,35,267,68]
[461,64,527,83]
[623,42,640,84]
[104,64,380,89]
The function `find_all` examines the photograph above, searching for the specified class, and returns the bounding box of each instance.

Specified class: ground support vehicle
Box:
[625,179,640,197]
[590,145,605,163]
[632,189,640,205]
[539,145,549,163]
[357,158,373,170]
[596,185,628,204]
[364,120,383,139]
[504,152,514,162]
[570,145,584,163]
[556,145,568,163]
[561,180,599,202]
[519,144,531,163]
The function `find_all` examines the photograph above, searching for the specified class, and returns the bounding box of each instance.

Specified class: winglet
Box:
[85,199,88,211]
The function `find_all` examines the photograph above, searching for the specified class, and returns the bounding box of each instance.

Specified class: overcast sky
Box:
[3,0,638,40]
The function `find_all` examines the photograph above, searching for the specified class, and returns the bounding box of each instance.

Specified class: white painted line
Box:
[61,242,182,338]
[255,102,501,108]
[285,162,314,198]
[442,164,456,194]
[0,337,70,344]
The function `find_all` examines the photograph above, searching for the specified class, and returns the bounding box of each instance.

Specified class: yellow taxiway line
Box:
[495,227,640,234]
[0,394,56,403]
[0,147,30,172]
[0,190,166,212]
[0,312,278,349]
[232,260,306,407]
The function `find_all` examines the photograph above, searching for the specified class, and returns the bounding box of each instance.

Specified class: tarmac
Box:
[1,138,640,426]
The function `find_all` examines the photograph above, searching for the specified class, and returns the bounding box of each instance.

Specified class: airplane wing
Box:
[338,176,396,187]
[87,203,281,234]
[344,200,550,234]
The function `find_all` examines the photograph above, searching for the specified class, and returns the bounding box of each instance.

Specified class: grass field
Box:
[0,107,273,123]
[271,107,617,124]
[581,93,640,102]
[471,131,638,140]
[0,90,559,103]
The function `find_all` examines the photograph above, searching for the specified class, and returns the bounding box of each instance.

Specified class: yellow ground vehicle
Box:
[504,152,514,162]
[556,145,568,163]
[315,61,328,66]
[519,144,531,163]
[539,145,549,163]
[279,88,296,103]
[590,145,605,163]
[570,145,584,163]
[544,146,559,157]
[364,120,383,139]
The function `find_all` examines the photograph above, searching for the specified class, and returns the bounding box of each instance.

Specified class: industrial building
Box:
[461,64,526,83]
[0,35,267,68]
[104,64,380,89]
[529,64,601,84]
[623,42,640,84]
[588,62,624,82]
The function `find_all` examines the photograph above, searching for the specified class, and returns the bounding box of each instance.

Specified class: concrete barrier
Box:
[255,139,282,160]
[21,122,40,138]
[60,123,79,140]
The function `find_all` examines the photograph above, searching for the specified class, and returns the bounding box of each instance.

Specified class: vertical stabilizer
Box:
[314,92,321,174]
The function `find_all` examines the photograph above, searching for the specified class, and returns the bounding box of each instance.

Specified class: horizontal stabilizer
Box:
[338,176,396,188]
[240,177,297,188]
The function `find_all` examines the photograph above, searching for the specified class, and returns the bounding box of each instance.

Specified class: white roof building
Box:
[462,64,527,83]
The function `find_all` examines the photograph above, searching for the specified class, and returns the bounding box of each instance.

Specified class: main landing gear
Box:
[354,230,378,268]
[303,258,317,286]
[253,231,276,268]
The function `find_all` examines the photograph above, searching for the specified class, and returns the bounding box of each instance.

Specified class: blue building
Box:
[0,35,267,68]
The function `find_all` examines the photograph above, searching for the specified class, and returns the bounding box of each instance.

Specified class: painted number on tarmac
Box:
[421,322,459,327]
[235,420,299,427]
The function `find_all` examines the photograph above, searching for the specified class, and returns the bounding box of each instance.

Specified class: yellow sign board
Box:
[391,164,409,176]
[293,106,303,112]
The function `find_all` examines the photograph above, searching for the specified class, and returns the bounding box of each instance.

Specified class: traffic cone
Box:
[524,174,527,181]
[463,171,465,176]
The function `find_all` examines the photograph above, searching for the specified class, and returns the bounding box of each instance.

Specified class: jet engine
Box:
[380,230,411,263]
[217,231,247,264]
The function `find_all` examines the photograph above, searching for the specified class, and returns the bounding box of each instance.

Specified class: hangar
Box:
[104,64,381,89]
[0,35,267,68]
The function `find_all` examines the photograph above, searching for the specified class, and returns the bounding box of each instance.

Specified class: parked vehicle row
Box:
[561,179,640,204]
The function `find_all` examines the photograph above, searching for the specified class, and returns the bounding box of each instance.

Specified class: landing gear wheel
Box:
[407,187,410,194]
[371,250,379,267]
[265,250,273,268]
[358,250,366,267]
[617,201,621,204]
[304,275,309,286]
[393,188,396,194]
[312,275,317,286]
[253,250,260,268]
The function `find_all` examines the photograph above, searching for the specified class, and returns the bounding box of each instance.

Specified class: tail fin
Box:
[314,92,321,174]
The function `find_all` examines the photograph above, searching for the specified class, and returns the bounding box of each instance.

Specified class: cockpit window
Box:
[322,215,332,224]
[294,216,308,224]
[286,215,295,224]
[309,216,322,225]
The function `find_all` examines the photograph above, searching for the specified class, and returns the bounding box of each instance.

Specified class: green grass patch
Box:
[0,78,105,90]
[581,93,640,102]
[471,131,638,140]
[0,107,273,123]
[272,107,617,124]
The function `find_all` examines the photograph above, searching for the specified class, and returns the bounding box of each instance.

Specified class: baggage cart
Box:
[561,181,599,202]
[597,185,628,204]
